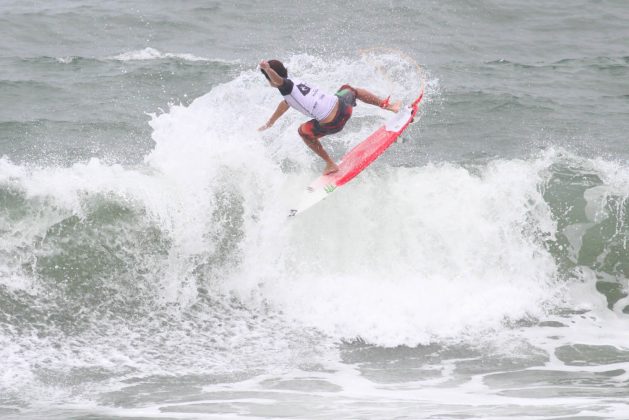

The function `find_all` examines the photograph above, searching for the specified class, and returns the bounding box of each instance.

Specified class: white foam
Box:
[55,56,77,64]
[108,47,236,63]
[234,157,561,347]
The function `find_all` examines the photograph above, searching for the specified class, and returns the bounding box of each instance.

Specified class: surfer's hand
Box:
[258,121,272,131]
[259,60,270,71]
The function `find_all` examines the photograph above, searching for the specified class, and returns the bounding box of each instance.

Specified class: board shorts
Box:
[299,84,357,139]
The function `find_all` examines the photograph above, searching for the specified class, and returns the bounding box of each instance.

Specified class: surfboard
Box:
[289,90,424,217]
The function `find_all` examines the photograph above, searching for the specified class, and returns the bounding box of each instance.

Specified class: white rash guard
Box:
[278,78,338,121]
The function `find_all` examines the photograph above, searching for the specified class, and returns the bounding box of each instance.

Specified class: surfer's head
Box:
[261,59,287,82]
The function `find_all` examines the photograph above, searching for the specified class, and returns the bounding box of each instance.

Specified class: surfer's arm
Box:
[259,60,284,87]
[258,100,289,131]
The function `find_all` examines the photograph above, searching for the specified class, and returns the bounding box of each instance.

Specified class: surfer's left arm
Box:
[258,100,289,131]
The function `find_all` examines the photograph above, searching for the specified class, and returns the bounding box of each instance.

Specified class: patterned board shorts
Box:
[299,84,357,139]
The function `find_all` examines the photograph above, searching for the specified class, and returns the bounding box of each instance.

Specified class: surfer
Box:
[258,59,401,175]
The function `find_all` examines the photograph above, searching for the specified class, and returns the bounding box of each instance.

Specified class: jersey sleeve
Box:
[278,78,294,95]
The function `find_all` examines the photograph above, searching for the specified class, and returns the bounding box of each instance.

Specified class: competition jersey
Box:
[278,78,338,121]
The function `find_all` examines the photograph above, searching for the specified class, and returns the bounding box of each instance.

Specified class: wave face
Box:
[1,54,629,417]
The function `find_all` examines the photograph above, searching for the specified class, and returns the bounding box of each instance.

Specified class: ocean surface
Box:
[1,1,629,419]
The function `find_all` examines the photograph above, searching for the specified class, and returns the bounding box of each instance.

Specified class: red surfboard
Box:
[289,89,424,217]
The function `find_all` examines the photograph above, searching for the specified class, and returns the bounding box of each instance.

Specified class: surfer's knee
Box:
[339,84,357,95]
[298,122,318,143]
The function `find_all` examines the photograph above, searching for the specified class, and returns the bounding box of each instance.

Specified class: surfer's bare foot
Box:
[387,100,402,113]
[323,162,339,175]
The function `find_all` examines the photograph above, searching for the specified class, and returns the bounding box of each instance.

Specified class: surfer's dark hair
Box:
[261,59,288,80]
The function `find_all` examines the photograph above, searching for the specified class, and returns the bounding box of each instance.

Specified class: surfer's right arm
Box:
[258,100,289,131]
[259,60,284,87]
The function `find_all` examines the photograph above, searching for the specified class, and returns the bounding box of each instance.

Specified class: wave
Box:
[0,55,627,351]
[106,47,237,63]
[2,152,627,345]
[2,55,629,412]
[485,55,629,69]
[0,53,235,67]
[0,49,237,65]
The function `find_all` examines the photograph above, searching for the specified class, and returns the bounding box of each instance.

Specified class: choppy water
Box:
[1,1,629,419]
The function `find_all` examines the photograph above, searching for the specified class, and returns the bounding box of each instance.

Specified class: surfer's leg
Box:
[343,85,401,112]
[298,122,339,175]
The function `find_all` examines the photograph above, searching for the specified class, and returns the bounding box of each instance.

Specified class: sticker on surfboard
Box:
[288,88,424,217]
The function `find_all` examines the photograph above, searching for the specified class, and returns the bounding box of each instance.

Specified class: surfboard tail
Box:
[288,182,333,217]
